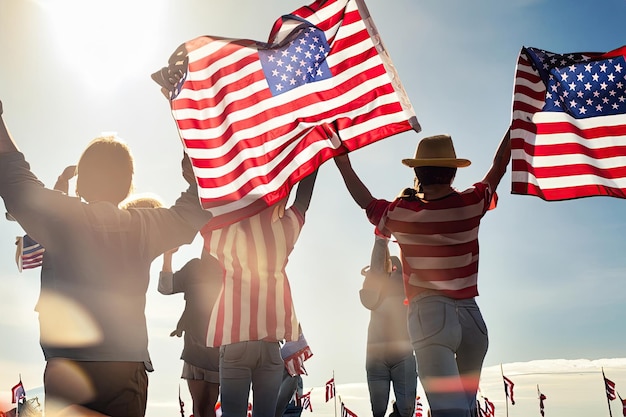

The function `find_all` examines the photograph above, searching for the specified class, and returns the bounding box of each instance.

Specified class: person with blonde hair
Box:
[0,100,213,417]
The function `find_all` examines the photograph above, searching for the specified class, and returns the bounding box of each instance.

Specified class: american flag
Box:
[300,391,313,412]
[479,397,495,417]
[503,375,516,405]
[538,386,547,417]
[325,377,335,402]
[620,395,626,417]
[11,381,25,404]
[414,396,423,417]
[281,333,314,376]
[178,386,185,417]
[340,401,358,417]
[604,371,617,400]
[511,45,626,200]
[154,0,419,228]
[15,234,45,272]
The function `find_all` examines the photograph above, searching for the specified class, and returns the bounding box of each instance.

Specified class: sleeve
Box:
[136,185,214,260]
[286,204,305,228]
[473,182,495,213]
[161,258,205,296]
[0,152,79,247]
[158,271,175,295]
[365,199,393,238]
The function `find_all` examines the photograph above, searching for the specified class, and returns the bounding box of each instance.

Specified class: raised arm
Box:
[334,153,375,209]
[0,100,20,153]
[53,165,77,194]
[482,127,512,192]
[292,169,318,215]
[158,247,178,295]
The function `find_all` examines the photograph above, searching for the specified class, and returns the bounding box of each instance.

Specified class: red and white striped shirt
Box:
[200,204,304,347]
[366,182,493,301]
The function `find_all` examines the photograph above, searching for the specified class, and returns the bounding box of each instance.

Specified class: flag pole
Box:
[16,374,21,417]
[500,364,509,417]
[333,370,337,417]
[603,368,614,417]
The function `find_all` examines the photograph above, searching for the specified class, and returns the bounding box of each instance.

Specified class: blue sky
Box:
[1,0,626,416]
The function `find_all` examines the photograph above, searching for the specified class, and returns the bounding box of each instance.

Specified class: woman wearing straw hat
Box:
[334,129,511,417]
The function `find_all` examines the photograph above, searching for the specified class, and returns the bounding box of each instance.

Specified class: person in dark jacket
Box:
[0,99,213,417]
[159,248,223,417]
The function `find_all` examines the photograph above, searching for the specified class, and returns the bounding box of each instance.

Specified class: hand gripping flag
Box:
[511,45,626,200]
[153,0,420,228]
[280,332,314,376]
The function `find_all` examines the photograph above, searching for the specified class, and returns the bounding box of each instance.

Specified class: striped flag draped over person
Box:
[511,45,626,200]
[153,0,420,228]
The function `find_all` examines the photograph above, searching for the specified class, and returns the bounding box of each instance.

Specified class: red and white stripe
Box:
[202,205,303,347]
[169,0,418,228]
[511,47,626,200]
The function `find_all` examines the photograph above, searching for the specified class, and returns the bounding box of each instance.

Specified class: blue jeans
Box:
[408,296,488,417]
[220,341,284,417]
[366,353,417,417]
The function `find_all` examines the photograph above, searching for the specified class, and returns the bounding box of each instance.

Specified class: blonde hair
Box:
[76,135,134,205]
[120,193,164,209]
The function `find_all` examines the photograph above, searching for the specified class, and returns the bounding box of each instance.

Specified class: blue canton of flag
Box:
[259,25,332,96]
[526,47,626,119]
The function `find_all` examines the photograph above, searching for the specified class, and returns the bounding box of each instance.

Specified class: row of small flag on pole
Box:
[486,367,626,417]
[323,375,425,417]
[324,376,357,417]
[179,373,424,417]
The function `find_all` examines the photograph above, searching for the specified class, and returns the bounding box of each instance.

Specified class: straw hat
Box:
[401,134,471,168]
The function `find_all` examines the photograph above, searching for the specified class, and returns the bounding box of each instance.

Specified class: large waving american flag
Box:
[511,45,626,200]
[154,0,419,228]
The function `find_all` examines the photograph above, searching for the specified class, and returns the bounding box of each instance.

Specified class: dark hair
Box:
[414,166,457,187]
[76,136,134,205]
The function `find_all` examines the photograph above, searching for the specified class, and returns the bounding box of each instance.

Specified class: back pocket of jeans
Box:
[222,342,248,363]
[409,301,446,343]
[467,308,488,336]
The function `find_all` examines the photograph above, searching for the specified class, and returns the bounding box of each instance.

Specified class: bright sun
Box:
[33,0,166,94]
